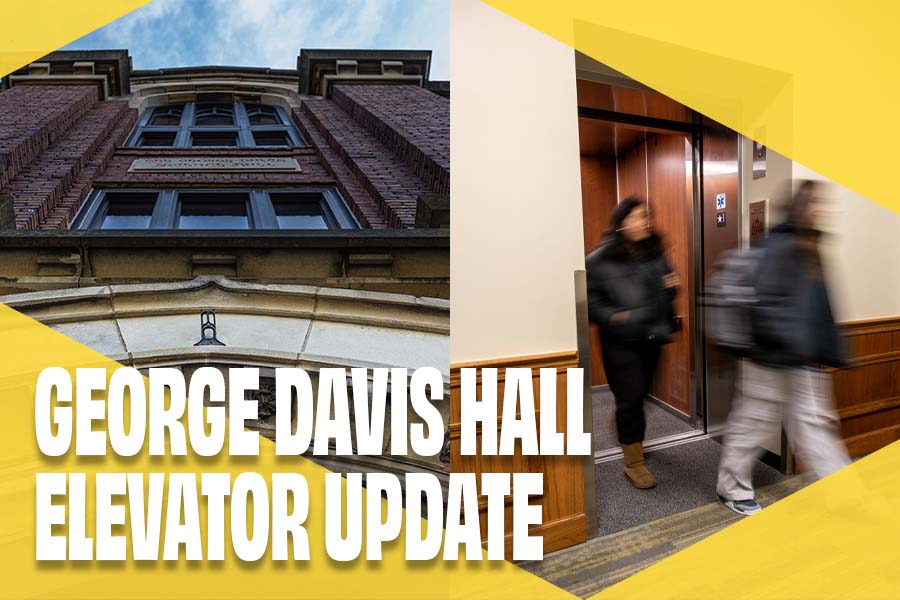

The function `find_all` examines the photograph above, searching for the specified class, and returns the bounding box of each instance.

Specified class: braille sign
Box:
[716,211,727,227]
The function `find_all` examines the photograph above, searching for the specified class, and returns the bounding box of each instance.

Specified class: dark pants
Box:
[601,338,661,445]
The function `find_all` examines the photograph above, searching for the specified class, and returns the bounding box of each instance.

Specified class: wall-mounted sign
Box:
[716,193,727,210]
[749,199,768,246]
[753,142,767,180]
[129,157,302,173]
[716,211,727,227]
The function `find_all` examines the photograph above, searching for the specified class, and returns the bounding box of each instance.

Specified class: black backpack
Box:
[706,247,764,356]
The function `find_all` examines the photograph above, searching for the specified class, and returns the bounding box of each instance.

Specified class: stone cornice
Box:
[1,276,449,334]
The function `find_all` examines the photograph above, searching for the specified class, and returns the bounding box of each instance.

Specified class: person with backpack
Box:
[586,196,680,489]
[715,180,851,515]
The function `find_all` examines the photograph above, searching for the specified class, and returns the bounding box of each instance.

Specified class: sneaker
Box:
[717,494,761,516]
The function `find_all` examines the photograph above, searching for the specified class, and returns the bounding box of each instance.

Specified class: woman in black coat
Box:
[586,197,679,489]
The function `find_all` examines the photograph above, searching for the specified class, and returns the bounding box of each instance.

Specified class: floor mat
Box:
[593,386,697,451]
[595,437,785,535]
[521,473,811,598]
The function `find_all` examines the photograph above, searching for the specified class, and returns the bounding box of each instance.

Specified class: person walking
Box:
[716,180,851,515]
[586,196,679,489]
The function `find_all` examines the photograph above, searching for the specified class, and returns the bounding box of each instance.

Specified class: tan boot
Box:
[621,442,657,489]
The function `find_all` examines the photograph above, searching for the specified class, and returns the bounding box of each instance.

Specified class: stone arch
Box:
[128,71,306,113]
[2,277,450,494]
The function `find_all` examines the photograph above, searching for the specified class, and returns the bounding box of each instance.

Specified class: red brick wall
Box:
[95,148,333,187]
[331,85,449,194]
[300,98,429,228]
[1,82,448,231]
[0,85,137,229]
[292,111,389,229]
[0,85,98,190]
[41,106,138,230]
[94,146,391,230]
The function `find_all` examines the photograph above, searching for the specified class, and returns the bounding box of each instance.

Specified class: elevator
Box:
[573,54,779,535]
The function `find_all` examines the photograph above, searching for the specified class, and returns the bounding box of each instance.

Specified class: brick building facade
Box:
[0,49,450,489]
[0,49,449,232]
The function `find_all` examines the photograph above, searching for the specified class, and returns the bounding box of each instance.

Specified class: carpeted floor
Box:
[521,473,813,598]
[592,386,697,451]
[596,437,786,536]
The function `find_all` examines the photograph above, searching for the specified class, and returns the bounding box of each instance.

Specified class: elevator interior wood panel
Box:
[576,84,696,416]
[646,133,693,415]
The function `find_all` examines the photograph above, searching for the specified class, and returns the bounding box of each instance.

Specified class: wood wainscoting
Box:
[449,350,589,558]
[831,317,900,457]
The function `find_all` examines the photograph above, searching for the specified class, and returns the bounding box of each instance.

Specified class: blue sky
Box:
[63,0,449,80]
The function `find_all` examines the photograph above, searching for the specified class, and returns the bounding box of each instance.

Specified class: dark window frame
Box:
[70,188,358,230]
[175,191,254,230]
[269,191,342,230]
[91,191,160,230]
[189,130,241,147]
[127,102,307,148]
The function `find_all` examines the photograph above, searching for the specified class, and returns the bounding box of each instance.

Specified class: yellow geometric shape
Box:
[592,442,900,599]
[483,0,900,217]
[0,1,152,77]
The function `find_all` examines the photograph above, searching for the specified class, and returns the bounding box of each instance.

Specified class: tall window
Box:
[71,189,357,230]
[128,102,306,148]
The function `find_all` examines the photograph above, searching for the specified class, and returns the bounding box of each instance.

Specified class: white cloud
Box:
[64,0,448,79]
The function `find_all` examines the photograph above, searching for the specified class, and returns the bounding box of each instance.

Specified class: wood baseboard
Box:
[450,349,588,559]
[493,512,588,560]
[832,317,900,458]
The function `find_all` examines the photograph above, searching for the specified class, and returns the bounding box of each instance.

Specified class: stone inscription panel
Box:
[129,157,302,173]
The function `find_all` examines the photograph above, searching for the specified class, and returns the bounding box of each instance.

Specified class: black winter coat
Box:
[750,224,847,368]
[586,235,678,345]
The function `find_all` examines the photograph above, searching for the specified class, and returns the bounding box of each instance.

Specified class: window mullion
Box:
[251,190,278,229]
[176,103,196,147]
[126,108,155,146]
[235,102,254,147]
[149,190,178,228]
[277,107,306,147]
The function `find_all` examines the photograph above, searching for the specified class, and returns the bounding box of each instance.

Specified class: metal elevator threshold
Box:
[595,429,710,464]
[592,385,704,463]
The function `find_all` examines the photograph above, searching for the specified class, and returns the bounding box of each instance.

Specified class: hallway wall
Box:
[449,0,593,557]
[739,141,900,322]
[451,0,585,363]
[793,162,900,322]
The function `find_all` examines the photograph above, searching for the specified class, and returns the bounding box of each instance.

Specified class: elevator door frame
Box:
[578,106,712,450]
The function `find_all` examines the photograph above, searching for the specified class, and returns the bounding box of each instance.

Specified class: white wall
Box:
[740,140,900,322]
[792,163,900,322]
[739,137,793,246]
[450,0,586,363]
